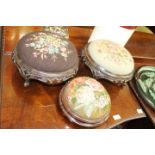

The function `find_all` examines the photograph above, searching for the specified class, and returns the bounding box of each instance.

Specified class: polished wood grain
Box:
[0,27,2,50]
[0,27,147,128]
[126,31,155,59]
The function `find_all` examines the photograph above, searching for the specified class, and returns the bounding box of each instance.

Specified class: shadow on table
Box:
[113,118,155,129]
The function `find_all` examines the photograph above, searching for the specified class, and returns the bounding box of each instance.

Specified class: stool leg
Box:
[24,79,30,87]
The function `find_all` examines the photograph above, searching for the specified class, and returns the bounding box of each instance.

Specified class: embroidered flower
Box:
[65,77,111,119]
[44,26,69,39]
[61,47,67,52]
[96,96,109,108]
[85,79,103,90]
[25,32,71,61]
[33,52,38,58]
[76,86,96,105]
[95,40,132,66]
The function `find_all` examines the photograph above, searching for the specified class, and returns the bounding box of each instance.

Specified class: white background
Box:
[0,130,154,155]
[0,0,155,155]
[0,0,155,25]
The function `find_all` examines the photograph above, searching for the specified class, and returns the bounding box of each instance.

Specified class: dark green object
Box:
[135,66,155,110]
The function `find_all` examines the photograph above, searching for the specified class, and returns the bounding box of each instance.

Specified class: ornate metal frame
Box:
[12,48,79,87]
[82,44,134,85]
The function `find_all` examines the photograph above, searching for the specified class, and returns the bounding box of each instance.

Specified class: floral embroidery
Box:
[90,40,133,66]
[43,26,69,39]
[65,77,111,119]
[25,32,72,61]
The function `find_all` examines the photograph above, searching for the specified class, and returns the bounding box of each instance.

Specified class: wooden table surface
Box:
[0,26,150,129]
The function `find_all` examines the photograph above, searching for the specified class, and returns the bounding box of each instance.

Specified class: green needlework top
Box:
[138,70,155,107]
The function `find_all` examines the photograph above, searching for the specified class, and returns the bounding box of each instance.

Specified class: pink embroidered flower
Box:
[68,82,74,89]
[85,79,103,90]
[67,95,72,101]
[33,53,37,58]
[26,33,71,61]
[75,77,85,83]
[61,47,67,52]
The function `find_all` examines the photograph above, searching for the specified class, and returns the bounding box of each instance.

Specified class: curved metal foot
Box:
[24,79,30,87]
